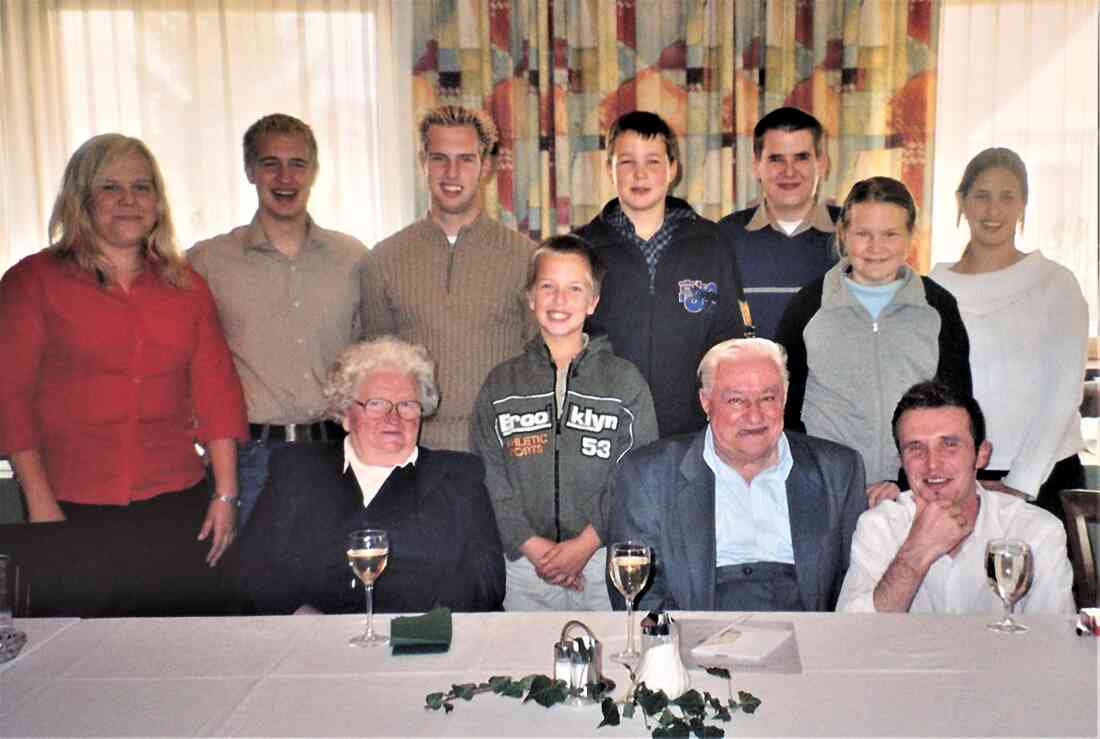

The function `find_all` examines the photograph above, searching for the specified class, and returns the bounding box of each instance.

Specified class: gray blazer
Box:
[608,430,867,611]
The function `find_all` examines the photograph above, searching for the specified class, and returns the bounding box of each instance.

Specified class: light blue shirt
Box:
[703,427,795,566]
[843,276,903,319]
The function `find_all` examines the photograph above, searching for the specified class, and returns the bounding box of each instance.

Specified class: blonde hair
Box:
[243,113,319,173]
[324,336,440,419]
[45,133,189,288]
[418,105,499,161]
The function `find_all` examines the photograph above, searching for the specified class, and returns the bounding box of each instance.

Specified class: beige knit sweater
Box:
[361,213,534,451]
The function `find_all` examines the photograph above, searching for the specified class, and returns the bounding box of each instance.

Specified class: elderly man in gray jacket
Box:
[608,338,867,611]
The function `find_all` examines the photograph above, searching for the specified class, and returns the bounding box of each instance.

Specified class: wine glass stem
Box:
[365,583,375,640]
[625,600,635,654]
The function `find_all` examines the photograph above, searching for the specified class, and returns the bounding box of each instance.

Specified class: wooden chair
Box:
[1060,489,1100,609]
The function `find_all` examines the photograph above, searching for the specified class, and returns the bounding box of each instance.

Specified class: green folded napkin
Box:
[390,606,453,655]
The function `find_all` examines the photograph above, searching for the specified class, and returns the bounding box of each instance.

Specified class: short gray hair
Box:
[324,336,440,419]
[697,338,790,395]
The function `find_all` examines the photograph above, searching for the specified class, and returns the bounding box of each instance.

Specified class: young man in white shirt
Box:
[837,380,1075,615]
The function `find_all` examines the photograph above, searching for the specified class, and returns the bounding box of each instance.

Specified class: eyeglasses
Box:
[352,397,423,420]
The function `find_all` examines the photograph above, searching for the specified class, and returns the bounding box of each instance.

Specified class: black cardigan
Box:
[230,443,505,614]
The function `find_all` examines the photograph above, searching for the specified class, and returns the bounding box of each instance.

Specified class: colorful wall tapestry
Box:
[411,0,939,269]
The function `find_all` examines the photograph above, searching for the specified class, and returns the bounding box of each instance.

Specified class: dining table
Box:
[0,610,1096,737]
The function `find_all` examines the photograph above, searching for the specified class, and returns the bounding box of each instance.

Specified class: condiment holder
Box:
[553,619,604,706]
[636,612,691,699]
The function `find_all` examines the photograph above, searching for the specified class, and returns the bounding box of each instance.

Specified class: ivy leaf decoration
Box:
[652,714,691,737]
[598,697,620,728]
[690,718,725,738]
[736,691,762,715]
[635,682,670,716]
[524,675,568,707]
[703,666,731,679]
[425,671,759,737]
[489,675,524,698]
[673,689,706,716]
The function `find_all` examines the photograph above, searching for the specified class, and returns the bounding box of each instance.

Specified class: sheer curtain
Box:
[931,0,1098,334]
[0,0,415,272]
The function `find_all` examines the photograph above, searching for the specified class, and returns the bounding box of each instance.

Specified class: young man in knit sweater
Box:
[575,111,745,439]
[361,105,534,451]
[718,107,839,341]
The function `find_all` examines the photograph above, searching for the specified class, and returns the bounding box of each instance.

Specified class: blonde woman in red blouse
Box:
[0,134,247,575]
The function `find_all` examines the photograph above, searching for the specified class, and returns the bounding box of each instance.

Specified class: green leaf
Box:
[523,675,567,708]
[592,677,616,699]
[622,702,636,719]
[673,690,705,716]
[688,717,725,738]
[522,675,553,704]
[635,683,669,716]
[711,704,731,722]
[488,676,524,698]
[518,674,539,691]
[500,682,525,698]
[442,702,454,714]
[703,666,730,679]
[652,715,691,737]
[425,692,445,710]
[737,691,762,714]
[451,683,477,701]
[657,709,679,726]
[598,697,621,728]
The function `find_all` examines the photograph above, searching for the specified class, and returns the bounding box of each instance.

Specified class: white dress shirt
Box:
[704,428,795,566]
[837,485,1075,615]
[342,437,419,508]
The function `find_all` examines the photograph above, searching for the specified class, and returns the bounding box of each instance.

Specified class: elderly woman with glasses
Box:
[233,336,505,614]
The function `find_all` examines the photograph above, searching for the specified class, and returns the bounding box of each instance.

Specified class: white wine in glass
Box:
[608,541,651,664]
[985,538,1032,634]
[347,529,389,647]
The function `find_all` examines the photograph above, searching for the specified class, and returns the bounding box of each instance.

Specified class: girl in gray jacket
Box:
[776,177,971,507]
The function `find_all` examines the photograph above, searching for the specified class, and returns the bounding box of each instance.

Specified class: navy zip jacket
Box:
[574,197,746,438]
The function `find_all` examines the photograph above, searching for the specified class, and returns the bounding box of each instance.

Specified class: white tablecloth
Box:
[1,611,1096,737]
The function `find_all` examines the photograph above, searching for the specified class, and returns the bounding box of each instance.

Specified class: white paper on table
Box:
[689,623,792,664]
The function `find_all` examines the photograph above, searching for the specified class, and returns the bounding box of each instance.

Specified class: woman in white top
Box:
[930,147,1087,523]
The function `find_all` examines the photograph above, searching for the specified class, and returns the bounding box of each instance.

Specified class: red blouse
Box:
[0,252,248,505]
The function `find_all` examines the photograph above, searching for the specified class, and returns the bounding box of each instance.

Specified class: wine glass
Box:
[985,538,1033,633]
[608,541,652,664]
[347,529,389,647]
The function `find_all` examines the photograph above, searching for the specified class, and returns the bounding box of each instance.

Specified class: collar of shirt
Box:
[606,199,694,283]
[745,199,836,236]
[703,427,795,566]
[342,437,419,508]
[243,213,323,254]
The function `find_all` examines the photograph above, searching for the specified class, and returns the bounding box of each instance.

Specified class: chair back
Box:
[1060,489,1100,609]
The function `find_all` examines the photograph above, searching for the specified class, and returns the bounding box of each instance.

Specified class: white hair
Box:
[324,336,440,419]
[697,338,790,394]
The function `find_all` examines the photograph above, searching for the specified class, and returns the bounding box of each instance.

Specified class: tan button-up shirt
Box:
[189,215,368,424]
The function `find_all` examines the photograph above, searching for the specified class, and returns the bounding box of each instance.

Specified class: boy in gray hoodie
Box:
[471,235,658,610]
